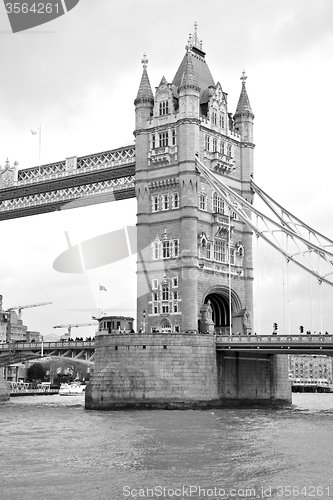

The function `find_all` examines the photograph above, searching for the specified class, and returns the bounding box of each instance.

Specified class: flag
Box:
[99,285,107,292]
[31,127,40,135]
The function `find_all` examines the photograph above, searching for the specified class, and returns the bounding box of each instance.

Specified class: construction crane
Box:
[7,301,52,319]
[53,322,98,337]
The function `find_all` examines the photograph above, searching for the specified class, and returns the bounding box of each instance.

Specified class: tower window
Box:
[162,241,170,259]
[172,129,176,146]
[173,239,179,257]
[163,194,170,210]
[214,239,227,263]
[152,195,159,212]
[220,114,225,128]
[227,143,232,157]
[199,193,207,210]
[172,277,178,288]
[152,238,179,260]
[212,138,217,153]
[159,131,168,147]
[173,192,179,209]
[220,141,225,155]
[159,101,169,116]
[152,241,159,260]
[213,192,225,214]
[152,279,158,289]
[152,134,156,149]
[212,111,217,125]
[205,135,210,151]
[162,285,169,301]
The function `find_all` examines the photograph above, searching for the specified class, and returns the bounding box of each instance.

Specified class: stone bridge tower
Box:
[85,28,292,411]
[134,26,255,336]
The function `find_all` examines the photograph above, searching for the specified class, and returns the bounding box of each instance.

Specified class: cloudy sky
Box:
[0,0,332,338]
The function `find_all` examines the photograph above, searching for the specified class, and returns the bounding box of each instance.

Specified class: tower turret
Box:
[134,54,154,129]
[234,71,254,144]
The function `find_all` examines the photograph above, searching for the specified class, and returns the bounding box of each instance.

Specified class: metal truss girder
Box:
[1,164,135,201]
[16,145,135,182]
[195,155,333,287]
[0,180,135,221]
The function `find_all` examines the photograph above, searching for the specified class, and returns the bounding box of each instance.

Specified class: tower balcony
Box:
[198,257,243,276]
[148,146,178,167]
[205,151,236,174]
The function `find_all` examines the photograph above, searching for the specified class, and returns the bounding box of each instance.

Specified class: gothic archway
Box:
[203,287,243,335]
[204,293,230,328]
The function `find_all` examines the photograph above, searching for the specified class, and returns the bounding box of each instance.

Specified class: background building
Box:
[288,354,333,391]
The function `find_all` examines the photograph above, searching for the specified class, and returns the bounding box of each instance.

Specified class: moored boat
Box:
[58,380,86,396]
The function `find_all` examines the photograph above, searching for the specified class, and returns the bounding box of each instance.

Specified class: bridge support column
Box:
[217,352,291,404]
[85,333,219,410]
[0,368,10,401]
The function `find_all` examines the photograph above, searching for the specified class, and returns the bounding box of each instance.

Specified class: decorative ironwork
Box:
[0,176,135,213]
[15,145,135,184]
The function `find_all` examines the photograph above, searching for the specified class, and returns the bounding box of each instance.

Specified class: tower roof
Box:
[172,23,215,97]
[135,54,154,103]
[235,71,253,116]
[179,48,199,90]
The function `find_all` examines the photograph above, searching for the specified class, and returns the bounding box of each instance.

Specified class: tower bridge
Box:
[1,25,333,406]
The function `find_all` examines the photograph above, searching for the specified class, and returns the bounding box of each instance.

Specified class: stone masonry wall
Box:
[85,333,219,410]
[217,351,291,403]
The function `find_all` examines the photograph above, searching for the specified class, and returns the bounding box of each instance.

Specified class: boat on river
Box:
[58,380,86,396]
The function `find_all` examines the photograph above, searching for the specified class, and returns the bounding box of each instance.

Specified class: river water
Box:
[1,394,333,500]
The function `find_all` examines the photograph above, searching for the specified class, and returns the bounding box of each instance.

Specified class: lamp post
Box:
[142,310,146,334]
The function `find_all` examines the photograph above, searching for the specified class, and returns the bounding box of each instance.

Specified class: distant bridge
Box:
[216,334,333,354]
[0,340,95,367]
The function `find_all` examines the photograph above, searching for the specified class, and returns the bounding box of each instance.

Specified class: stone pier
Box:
[85,333,291,410]
[85,333,219,410]
[217,351,291,405]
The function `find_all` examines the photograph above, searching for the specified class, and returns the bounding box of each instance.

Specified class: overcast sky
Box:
[0,0,332,338]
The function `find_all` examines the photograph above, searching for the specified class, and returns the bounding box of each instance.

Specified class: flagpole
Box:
[39,124,41,168]
[98,284,101,319]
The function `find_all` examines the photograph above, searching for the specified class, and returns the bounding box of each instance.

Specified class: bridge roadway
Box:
[215,334,333,354]
[0,340,95,367]
[1,335,333,367]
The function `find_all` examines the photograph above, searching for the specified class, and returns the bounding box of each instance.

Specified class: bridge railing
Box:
[216,335,333,345]
[0,341,95,351]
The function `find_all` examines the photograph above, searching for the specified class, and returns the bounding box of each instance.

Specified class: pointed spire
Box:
[160,76,168,86]
[135,54,154,103]
[187,22,203,52]
[179,47,199,91]
[235,71,253,116]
